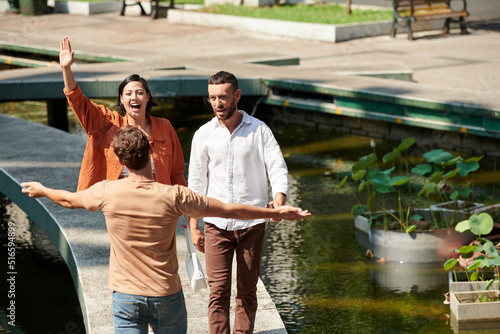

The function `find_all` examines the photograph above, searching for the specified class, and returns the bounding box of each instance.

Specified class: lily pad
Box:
[469,213,494,236]
[456,160,480,177]
[411,163,432,175]
[423,149,453,164]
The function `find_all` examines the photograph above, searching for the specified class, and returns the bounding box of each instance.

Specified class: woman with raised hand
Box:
[59,36,186,191]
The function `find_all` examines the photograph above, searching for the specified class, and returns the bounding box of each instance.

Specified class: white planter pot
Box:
[449,271,499,293]
[355,209,474,263]
[450,290,500,322]
[430,200,484,223]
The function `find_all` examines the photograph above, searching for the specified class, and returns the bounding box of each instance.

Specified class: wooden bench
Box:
[390,0,469,40]
[120,0,174,19]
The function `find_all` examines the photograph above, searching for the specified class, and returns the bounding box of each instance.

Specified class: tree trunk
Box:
[347,0,352,15]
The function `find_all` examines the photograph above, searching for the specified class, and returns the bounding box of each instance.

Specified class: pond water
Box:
[1,100,500,333]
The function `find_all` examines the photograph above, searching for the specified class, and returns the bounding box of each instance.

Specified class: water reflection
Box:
[0,195,85,334]
[261,129,456,333]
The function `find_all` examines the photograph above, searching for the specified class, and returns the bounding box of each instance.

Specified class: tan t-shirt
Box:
[83,179,209,297]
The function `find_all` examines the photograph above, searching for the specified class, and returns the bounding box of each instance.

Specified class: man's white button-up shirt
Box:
[188,110,289,231]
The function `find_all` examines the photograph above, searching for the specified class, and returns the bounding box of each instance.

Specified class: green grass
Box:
[196,3,393,25]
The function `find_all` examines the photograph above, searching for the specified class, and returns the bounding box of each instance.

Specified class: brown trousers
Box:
[204,222,266,334]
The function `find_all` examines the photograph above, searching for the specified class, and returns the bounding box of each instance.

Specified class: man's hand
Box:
[268,192,287,223]
[21,182,47,198]
[190,227,205,253]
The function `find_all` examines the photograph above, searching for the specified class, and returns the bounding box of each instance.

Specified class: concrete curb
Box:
[166,9,444,43]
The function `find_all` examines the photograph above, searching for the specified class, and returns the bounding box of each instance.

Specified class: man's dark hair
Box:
[116,74,158,114]
[113,126,150,171]
[208,71,239,92]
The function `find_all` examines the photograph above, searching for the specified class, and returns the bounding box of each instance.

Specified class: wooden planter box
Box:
[355,209,474,263]
[450,290,500,321]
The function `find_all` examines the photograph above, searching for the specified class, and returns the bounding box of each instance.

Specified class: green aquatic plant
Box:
[340,137,415,231]
[444,212,499,301]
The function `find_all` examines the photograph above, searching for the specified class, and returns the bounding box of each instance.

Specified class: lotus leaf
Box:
[382,149,401,164]
[411,163,432,175]
[395,137,415,151]
[352,153,377,173]
[423,149,453,164]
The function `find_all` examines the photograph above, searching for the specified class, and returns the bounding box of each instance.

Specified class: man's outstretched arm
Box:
[203,197,310,222]
[21,182,85,209]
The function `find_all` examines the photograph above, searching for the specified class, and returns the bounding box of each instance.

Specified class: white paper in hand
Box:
[185,225,208,292]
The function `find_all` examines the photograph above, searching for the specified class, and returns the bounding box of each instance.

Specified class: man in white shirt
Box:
[188,71,289,334]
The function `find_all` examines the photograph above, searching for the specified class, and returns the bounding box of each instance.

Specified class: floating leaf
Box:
[423,149,453,164]
[489,257,500,266]
[383,149,401,164]
[469,213,494,236]
[450,191,459,201]
[339,175,348,188]
[456,160,480,177]
[352,153,377,173]
[412,163,432,175]
[396,137,415,151]
[423,182,438,195]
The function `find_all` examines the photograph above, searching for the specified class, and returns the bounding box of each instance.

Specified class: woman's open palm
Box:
[60,36,74,67]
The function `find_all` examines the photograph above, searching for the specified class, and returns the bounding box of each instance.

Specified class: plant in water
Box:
[444,212,500,302]
[339,137,416,232]
[412,149,483,222]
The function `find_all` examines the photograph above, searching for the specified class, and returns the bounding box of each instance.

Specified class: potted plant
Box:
[341,139,477,263]
[412,149,484,223]
[443,212,500,321]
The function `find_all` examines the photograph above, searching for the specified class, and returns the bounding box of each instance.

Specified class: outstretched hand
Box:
[60,36,74,68]
[276,206,311,221]
[21,182,46,198]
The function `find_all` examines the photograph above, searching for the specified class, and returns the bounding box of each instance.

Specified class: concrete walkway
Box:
[0,114,285,333]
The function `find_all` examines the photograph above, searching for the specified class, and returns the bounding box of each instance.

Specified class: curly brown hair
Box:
[113,126,150,171]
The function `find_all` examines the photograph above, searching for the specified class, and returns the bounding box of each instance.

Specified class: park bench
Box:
[120,0,174,19]
[390,0,469,40]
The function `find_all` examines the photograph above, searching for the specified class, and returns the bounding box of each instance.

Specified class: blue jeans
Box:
[112,290,187,334]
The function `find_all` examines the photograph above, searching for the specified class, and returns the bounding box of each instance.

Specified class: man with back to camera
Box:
[188,71,289,334]
[22,125,309,334]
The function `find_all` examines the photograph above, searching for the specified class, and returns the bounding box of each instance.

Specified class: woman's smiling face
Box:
[120,81,149,120]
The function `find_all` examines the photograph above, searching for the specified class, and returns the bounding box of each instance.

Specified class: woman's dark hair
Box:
[115,74,158,114]
[113,125,150,171]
